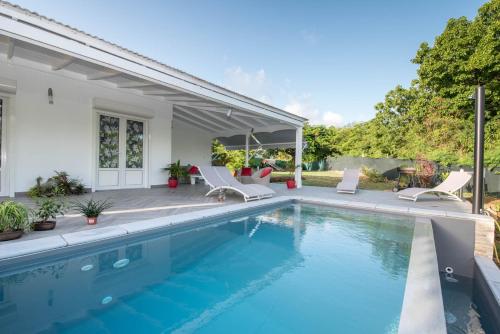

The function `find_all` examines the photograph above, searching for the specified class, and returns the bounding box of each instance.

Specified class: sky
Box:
[10,0,486,126]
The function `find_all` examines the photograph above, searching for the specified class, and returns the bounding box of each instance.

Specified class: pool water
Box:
[0,203,414,333]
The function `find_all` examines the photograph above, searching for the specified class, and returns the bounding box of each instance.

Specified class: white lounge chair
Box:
[397,170,472,202]
[337,168,360,194]
[198,166,275,202]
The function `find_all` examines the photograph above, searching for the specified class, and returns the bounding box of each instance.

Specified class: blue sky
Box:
[11,0,485,126]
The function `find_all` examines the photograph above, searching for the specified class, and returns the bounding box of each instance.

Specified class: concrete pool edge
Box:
[398,218,446,334]
[0,195,493,262]
[474,255,500,330]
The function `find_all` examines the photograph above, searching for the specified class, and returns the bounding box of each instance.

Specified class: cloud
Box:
[300,29,320,45]
[223,66,343,127]
[284,95,344,127]
[223,66,273,104]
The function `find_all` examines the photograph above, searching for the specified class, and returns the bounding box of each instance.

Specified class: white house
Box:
[0,1,306,197]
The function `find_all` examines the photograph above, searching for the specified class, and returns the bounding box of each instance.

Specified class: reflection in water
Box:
[0,203,414,333]
[441,273,489,334]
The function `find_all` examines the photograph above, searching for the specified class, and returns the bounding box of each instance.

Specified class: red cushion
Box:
[241,167,252,176]
[188,166,199,174]
[260,167,272,178]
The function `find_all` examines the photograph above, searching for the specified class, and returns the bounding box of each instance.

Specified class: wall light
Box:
[226,108,232,118]
[48,88,54,104]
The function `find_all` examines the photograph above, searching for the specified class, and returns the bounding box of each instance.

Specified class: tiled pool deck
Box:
[0,183,491,260]
[5,183,473,241]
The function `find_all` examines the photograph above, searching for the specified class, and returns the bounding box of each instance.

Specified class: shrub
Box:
[361,166,385,183]
[0,201,30,232]
[28,171,85,198]
[31,197,66,223]
[415,155,436,187]
[491,202,500,213]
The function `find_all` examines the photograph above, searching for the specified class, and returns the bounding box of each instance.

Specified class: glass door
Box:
[124,119,145,187]
[96,113,146,190]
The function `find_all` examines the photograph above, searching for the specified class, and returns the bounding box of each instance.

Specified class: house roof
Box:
[0,0,307,127]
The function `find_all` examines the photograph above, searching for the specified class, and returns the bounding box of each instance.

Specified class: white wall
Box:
[0,61,173,193]
[171,121,213,167]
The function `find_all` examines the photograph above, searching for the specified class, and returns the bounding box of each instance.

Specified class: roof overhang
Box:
[217,129,304,150]
[0,1,307,135]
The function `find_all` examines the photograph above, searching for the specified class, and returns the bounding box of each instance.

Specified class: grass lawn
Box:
[270,170,394,191]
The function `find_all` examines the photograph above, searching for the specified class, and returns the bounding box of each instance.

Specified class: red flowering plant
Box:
[415,154,436,188]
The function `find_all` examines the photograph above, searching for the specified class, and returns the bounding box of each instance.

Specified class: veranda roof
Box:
[217,129,305,150]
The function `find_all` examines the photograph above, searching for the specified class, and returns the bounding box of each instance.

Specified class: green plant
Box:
[28,171,85,198]
[164,160,188,180]
[72,198,113,218]
[32,197,66,223]
[285,161,302,180]
[493,202,500,213]
[438,171,450,183]
[0,201,30,232]
[361,166,385,183]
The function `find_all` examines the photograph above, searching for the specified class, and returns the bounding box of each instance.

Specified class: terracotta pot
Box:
[33,220,56,231]
[286,180,296,189]
[168,178,178,188]
[0,230,23,241]
[87,217,98,225]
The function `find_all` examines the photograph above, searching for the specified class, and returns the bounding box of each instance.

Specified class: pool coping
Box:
[0,195,492,262]
[398,217,446,334]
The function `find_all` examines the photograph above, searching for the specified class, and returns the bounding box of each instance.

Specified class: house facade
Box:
[0,2,306,197]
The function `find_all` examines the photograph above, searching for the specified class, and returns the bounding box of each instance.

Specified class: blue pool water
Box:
[0,203,414,333]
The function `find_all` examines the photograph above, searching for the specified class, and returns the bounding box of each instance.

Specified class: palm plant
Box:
[164,160,188,180]
[72,198,112,224]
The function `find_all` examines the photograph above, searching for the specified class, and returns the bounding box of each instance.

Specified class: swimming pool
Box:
[0,203,416,333]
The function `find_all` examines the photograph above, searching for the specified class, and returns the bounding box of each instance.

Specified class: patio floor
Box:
[3,183,471,244]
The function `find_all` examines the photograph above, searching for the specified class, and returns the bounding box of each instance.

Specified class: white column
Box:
[245,132,250,167]
[295,126,303,188]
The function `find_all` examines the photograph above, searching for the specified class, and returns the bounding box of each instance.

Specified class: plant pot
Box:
[0,230,23,241]
[33,220,56,231]
[86,217,98,225]
[168,178,178,188]
[286,180,296,189]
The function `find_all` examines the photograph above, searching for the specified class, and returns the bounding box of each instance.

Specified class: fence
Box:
[324,156,499,194]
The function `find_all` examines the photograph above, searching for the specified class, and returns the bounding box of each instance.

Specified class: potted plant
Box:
[286,161,299,189]
[164,160,188,188]
[31,197,66,231]
[72,198,113,225]
[0,200,30,241]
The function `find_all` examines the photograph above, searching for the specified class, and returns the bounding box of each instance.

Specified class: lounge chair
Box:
[397,170,472,202]
[337,168,360,194]
[198,166,275,202]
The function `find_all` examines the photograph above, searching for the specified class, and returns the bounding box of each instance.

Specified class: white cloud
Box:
[300,29,320,45]
[322,111,344,127]
[284,95,344,127]
[223,66,273,104]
